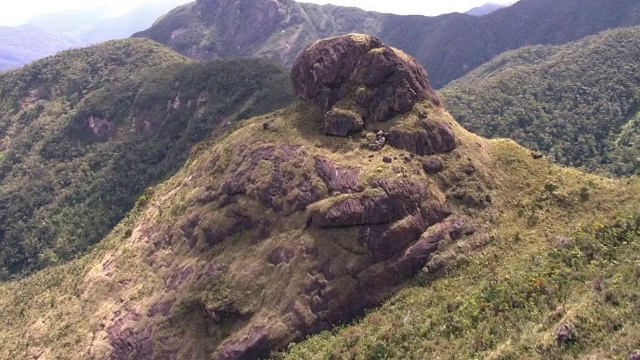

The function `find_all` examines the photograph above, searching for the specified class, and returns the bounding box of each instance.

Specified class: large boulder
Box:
[291,34,440,136]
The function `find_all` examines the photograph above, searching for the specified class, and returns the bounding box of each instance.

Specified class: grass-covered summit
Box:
[0,38,295,278]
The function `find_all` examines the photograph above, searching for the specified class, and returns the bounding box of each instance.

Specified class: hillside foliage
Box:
[443,26,640,176]
[0,39,295,278]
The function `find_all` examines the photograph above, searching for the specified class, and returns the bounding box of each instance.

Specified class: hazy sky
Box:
[1,0,515,26]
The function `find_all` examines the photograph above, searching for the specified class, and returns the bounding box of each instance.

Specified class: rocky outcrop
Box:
[101,36,468,360]
[386,120,456,156]
[220,144,324,215]
[423,158,444,174]
[196,0,292,53]
[291,34,440,136]
[314,156,362,194]
[87,115,115,139]
[108,312,154,360]
[556,322,578,345]
[109,134,470,360]
[216,326,273,360]
[309,178,436,228]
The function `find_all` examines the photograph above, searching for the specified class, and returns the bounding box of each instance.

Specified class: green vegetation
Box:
[0,38,295,278]
[282,213,640,359]
[443,26,640,176]
[0,94,639,358]
[279,136,640,359]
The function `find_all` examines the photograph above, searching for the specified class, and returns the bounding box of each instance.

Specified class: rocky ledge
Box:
[291,34,441,136]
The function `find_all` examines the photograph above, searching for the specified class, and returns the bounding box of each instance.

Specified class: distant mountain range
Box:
[2,28,640,360]
[136,0,640,88]
[0,25,75,71]
[465,3,509,16]
[4,0,640,86]
[0,0,190,71]
[3,0,640,358]
[27,0,190,45]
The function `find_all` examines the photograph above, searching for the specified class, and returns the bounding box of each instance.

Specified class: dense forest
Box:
[0,39,294,278]
[443,26,640,176]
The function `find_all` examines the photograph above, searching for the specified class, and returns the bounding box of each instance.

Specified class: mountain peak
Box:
[291,34,440,137]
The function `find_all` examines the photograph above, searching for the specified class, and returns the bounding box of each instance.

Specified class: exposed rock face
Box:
[104,131,470,360]
[423,158,444,174]
[386,121,456,156]
[216,326,273,360]
[220,144,324,215]
[87,115,115,139]
[98,36,468,360]
[314,156,363,193]
[291,34,440,136]
[197,0,292,53]
[108,312,154,360]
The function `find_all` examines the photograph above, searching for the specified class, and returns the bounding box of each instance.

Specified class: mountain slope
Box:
[0,33,640,360]
[442,26,640,176]
[0,38,295,278]
[0,25,75,71]
[135,0,640,88]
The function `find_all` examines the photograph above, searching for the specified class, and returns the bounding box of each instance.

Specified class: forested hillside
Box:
[0,39,294,278]
[443,26,640,176]
[135,0,640,87]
